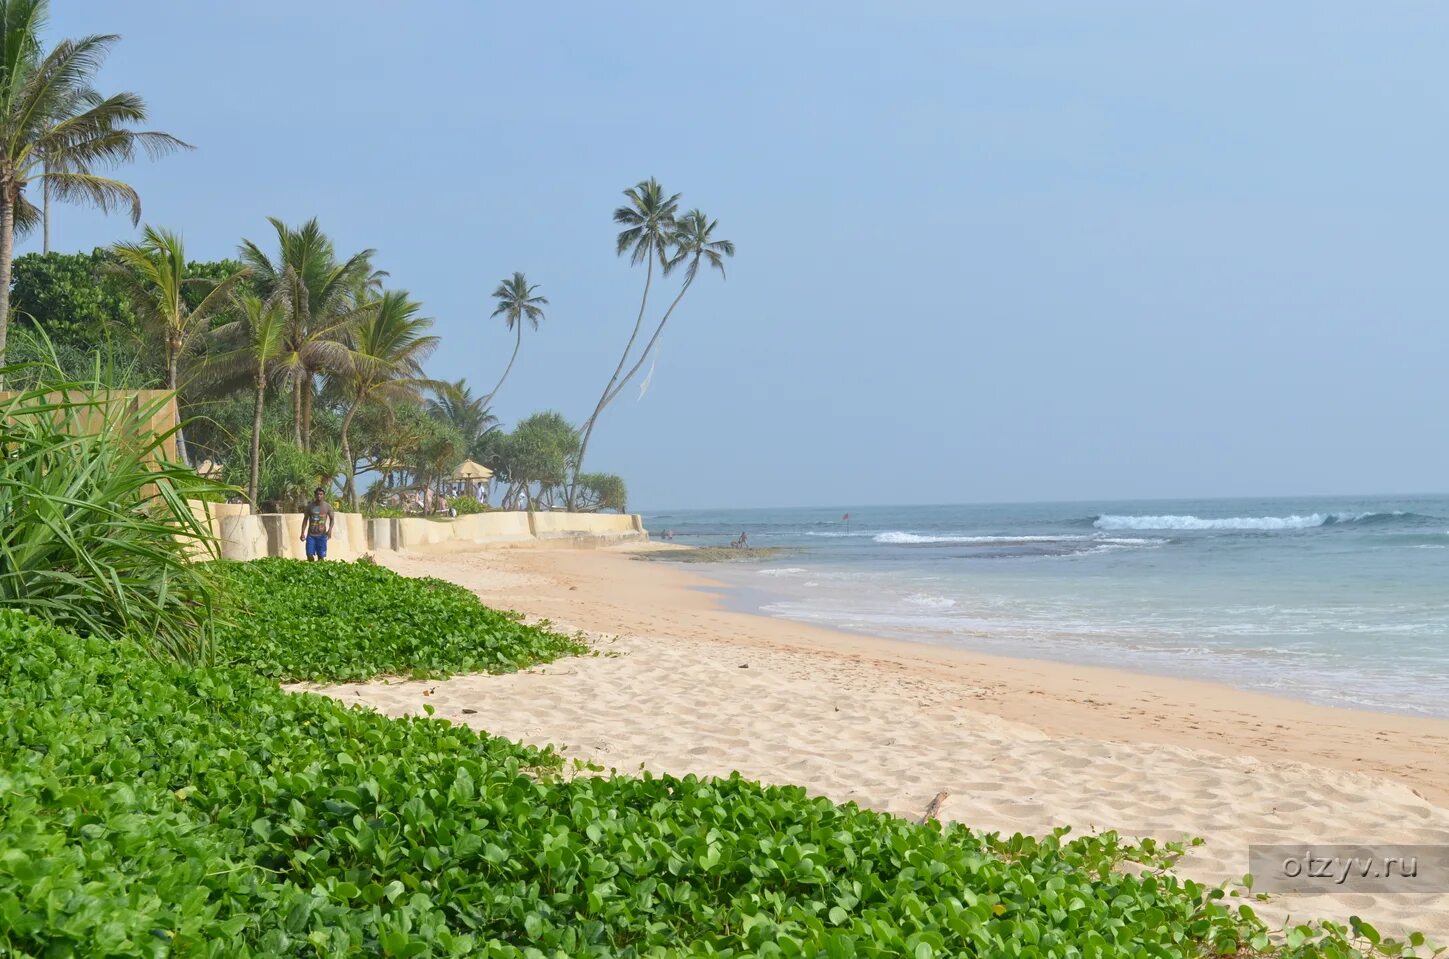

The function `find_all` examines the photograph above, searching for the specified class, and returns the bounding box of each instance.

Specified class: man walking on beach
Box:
[302,487,334,561]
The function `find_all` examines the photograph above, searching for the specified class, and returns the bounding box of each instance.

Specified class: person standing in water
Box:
[301,487,334,561]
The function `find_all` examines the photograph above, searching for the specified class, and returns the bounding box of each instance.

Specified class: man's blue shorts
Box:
[305,534,328,559]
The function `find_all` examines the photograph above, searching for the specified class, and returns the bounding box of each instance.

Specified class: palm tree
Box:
[239,218,375,450]
[589,178,678,407]
[602,210,733,408]
[0,0,189,369]
[204,292,287,507]
[106,227,250,464]
[108,227,250,392]
[337,290,438,506]
[427,378,498,448]
[567,179,688,508]
[482,272,546,407]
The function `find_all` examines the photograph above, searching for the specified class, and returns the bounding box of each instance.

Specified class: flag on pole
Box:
[638,344,661,400]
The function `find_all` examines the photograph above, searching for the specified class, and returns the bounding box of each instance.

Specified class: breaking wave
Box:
[1092,511,1424,532]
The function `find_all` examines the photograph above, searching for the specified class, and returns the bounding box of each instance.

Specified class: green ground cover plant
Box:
[212,558,585,682]
[0,608,1431,958]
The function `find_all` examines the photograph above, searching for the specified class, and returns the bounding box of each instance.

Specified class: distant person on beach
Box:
[301,487,334,561]
[731,531,748,548]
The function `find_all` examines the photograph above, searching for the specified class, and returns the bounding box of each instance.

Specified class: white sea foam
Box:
[1096,513,1329,531]
[874,532,1091,545]
[905,592,958,609]
[873,531,1166,549]
[756,567,807,576]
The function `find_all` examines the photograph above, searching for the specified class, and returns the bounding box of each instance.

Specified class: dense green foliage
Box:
[9,248,136,347]
[0,370,221,662]
[213,559,583,682]
[482,411,579,509]
[2,608,1420,958]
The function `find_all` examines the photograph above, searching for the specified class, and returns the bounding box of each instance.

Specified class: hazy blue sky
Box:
[40,2,1449,510]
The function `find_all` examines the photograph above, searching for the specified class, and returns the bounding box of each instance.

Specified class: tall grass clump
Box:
[0,358,224,662]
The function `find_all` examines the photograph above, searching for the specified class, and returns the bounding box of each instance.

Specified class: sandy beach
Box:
[304,543,1449,943]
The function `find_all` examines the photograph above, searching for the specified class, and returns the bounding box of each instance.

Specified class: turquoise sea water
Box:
[643,497,1449,717]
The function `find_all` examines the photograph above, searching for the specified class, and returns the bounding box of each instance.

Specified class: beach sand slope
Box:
[300,545,1449,944]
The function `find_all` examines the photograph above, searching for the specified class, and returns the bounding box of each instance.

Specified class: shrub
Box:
[212,558,585,682]
[0,371,223,662]
[1,609,1421,958]
[221,430,342,511]
[574,472,627,512]
[449,495,488,515]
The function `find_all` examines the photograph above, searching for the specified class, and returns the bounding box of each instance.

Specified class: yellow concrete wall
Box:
[219,514,268,561]
[193,508,646,560]
[394,517,455,548]
[454,512,534,541]
[530,512,640,536]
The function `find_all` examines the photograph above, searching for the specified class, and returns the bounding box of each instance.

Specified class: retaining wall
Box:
[187,504,647,561]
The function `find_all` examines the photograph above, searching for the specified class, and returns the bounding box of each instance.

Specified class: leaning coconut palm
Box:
[239,218,376,450]
[106,226,250,464]
[600,209,733,409]
[567,189,733,509]
[427,378,498,449]
[202,292,288,507]
[337,290,438,506]
[481,272,546,407]
[566,179,679,508]
[0,0,190,370]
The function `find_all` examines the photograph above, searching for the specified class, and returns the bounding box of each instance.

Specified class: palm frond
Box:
[38,170,140,222]
[490,271,548,332]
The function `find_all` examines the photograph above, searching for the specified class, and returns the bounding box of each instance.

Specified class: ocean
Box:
[642,496,1449,717]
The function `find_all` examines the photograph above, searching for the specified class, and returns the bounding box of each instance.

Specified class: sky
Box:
[38,1,1449,510]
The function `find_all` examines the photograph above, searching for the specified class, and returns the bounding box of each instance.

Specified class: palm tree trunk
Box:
[301,373,314,452]
[248,376,265,508]
[603,269,695,408]
[41,174,50,255]
[340,400,360,508]
[291,376,303,447]
[0,196,15,378]
[568,256,656,509]
[167,341,190,466]
[483,325,523,406]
